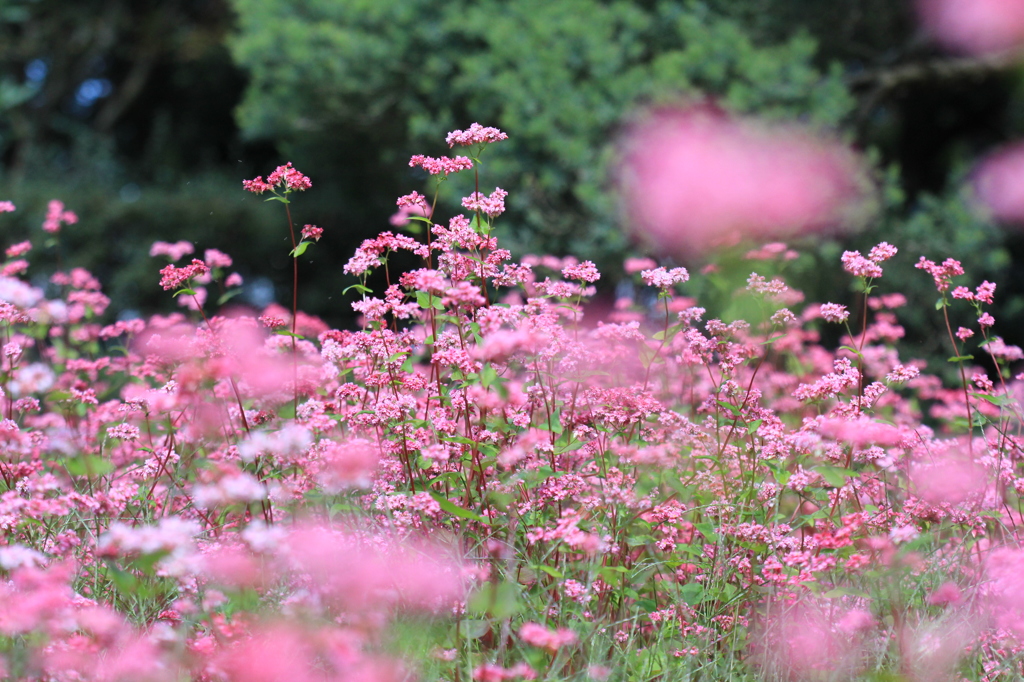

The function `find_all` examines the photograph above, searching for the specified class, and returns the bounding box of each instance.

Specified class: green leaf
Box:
[428,492,489,524]
[816,465,857,488]
[172,288,196,298]
[716,400,742,417]
[343,283,372,295]
[746,419,763,435]
[678,582,704,605]
[459,619,490,639]
[947,355,974,362]
[468,581,521,619]
[65,456,115,477]
[217,289,244,306]
[534,564,564,579]
[289,241,310,258]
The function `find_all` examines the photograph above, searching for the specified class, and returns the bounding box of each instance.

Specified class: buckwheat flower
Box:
[409,154,474,176]
[975,280,996,304]
[917,0,1024,55]
[5,241,30,259]
[868,241,898,262]
[519,623,577,652]
[158,259,209,290]
[300,224,323,241]
[203,248,233,269]
[624,257,657,274]
[462,187,508,217]
[192,472,266,508]
[746,273,788,295]
[640,266,689,289]
[397,190,429,208]
[267,161,311,191]
[446,122,508,147]
[916,256,965,291]
[987,336,1024,359]
[886,363,921,383]
[770,308,798,326]
[841,250,883,278]
[242,176,272,193]
[0,201,14,212]
[975,141,1024,221]
[106,423,141,441]
[225,272,243,287]
[562,260,601,283]
[244,162,311,193]
[149,240,194,261]
[41,199,77,234]
[819,303,850,323]
[979,311,996,327]
[620,106,861,256]
[0,545,46,570]
[951,285,974,300]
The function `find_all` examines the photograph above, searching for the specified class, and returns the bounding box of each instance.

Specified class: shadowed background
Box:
[2,0,1023,374]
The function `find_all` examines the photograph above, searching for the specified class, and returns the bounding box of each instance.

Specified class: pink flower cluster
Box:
[620,106,861,256]
[917,0,1024,55]
[462,188,508,217]
[409,154,474,176]
[42,199,77,234]
[446,122,509,147]
[301,224,323,241]
[841,242,897,279]
[915,255,965,292]
[518,623,577,652]
[158,258,210,290]
[242,162,312,194]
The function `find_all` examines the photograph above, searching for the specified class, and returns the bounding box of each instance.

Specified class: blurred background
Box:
[2,0,1024,370]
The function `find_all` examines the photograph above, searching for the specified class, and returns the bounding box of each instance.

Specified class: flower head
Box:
[446,123,508,147]
[620,106,861,256]
[243,162,311,194]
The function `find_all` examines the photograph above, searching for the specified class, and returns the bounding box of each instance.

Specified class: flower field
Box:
[2,106,1024,682]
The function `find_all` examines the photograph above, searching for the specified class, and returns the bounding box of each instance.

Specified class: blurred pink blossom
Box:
[917,0,1024,55]
[975,141,1024,223]
[619,106,861,257]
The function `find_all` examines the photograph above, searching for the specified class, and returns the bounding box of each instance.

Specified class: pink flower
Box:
[916,256,965,292]
[203,248,233,269]
[150,240,195,261]
[0,201,15,213]
[42,199,77,234]
[5,241,31,258]
[619,106,861,256]
[976,142,1024,221]
[819,303,850,323]
[917,0,1024,55]
[912,455,988,506]
[518,623,577,652]
[301,224,324,241]
[562,260,601,283]
[462,188,508,217]
[446,123,508,147]
[158,259,209,291]
[753,599,876,680]
[244,162,311,193]
[640,266,689,289]
[624,257,657,274]
[409,154,474,176]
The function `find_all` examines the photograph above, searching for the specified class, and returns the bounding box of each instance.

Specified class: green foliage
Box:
[229,0,856,264]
